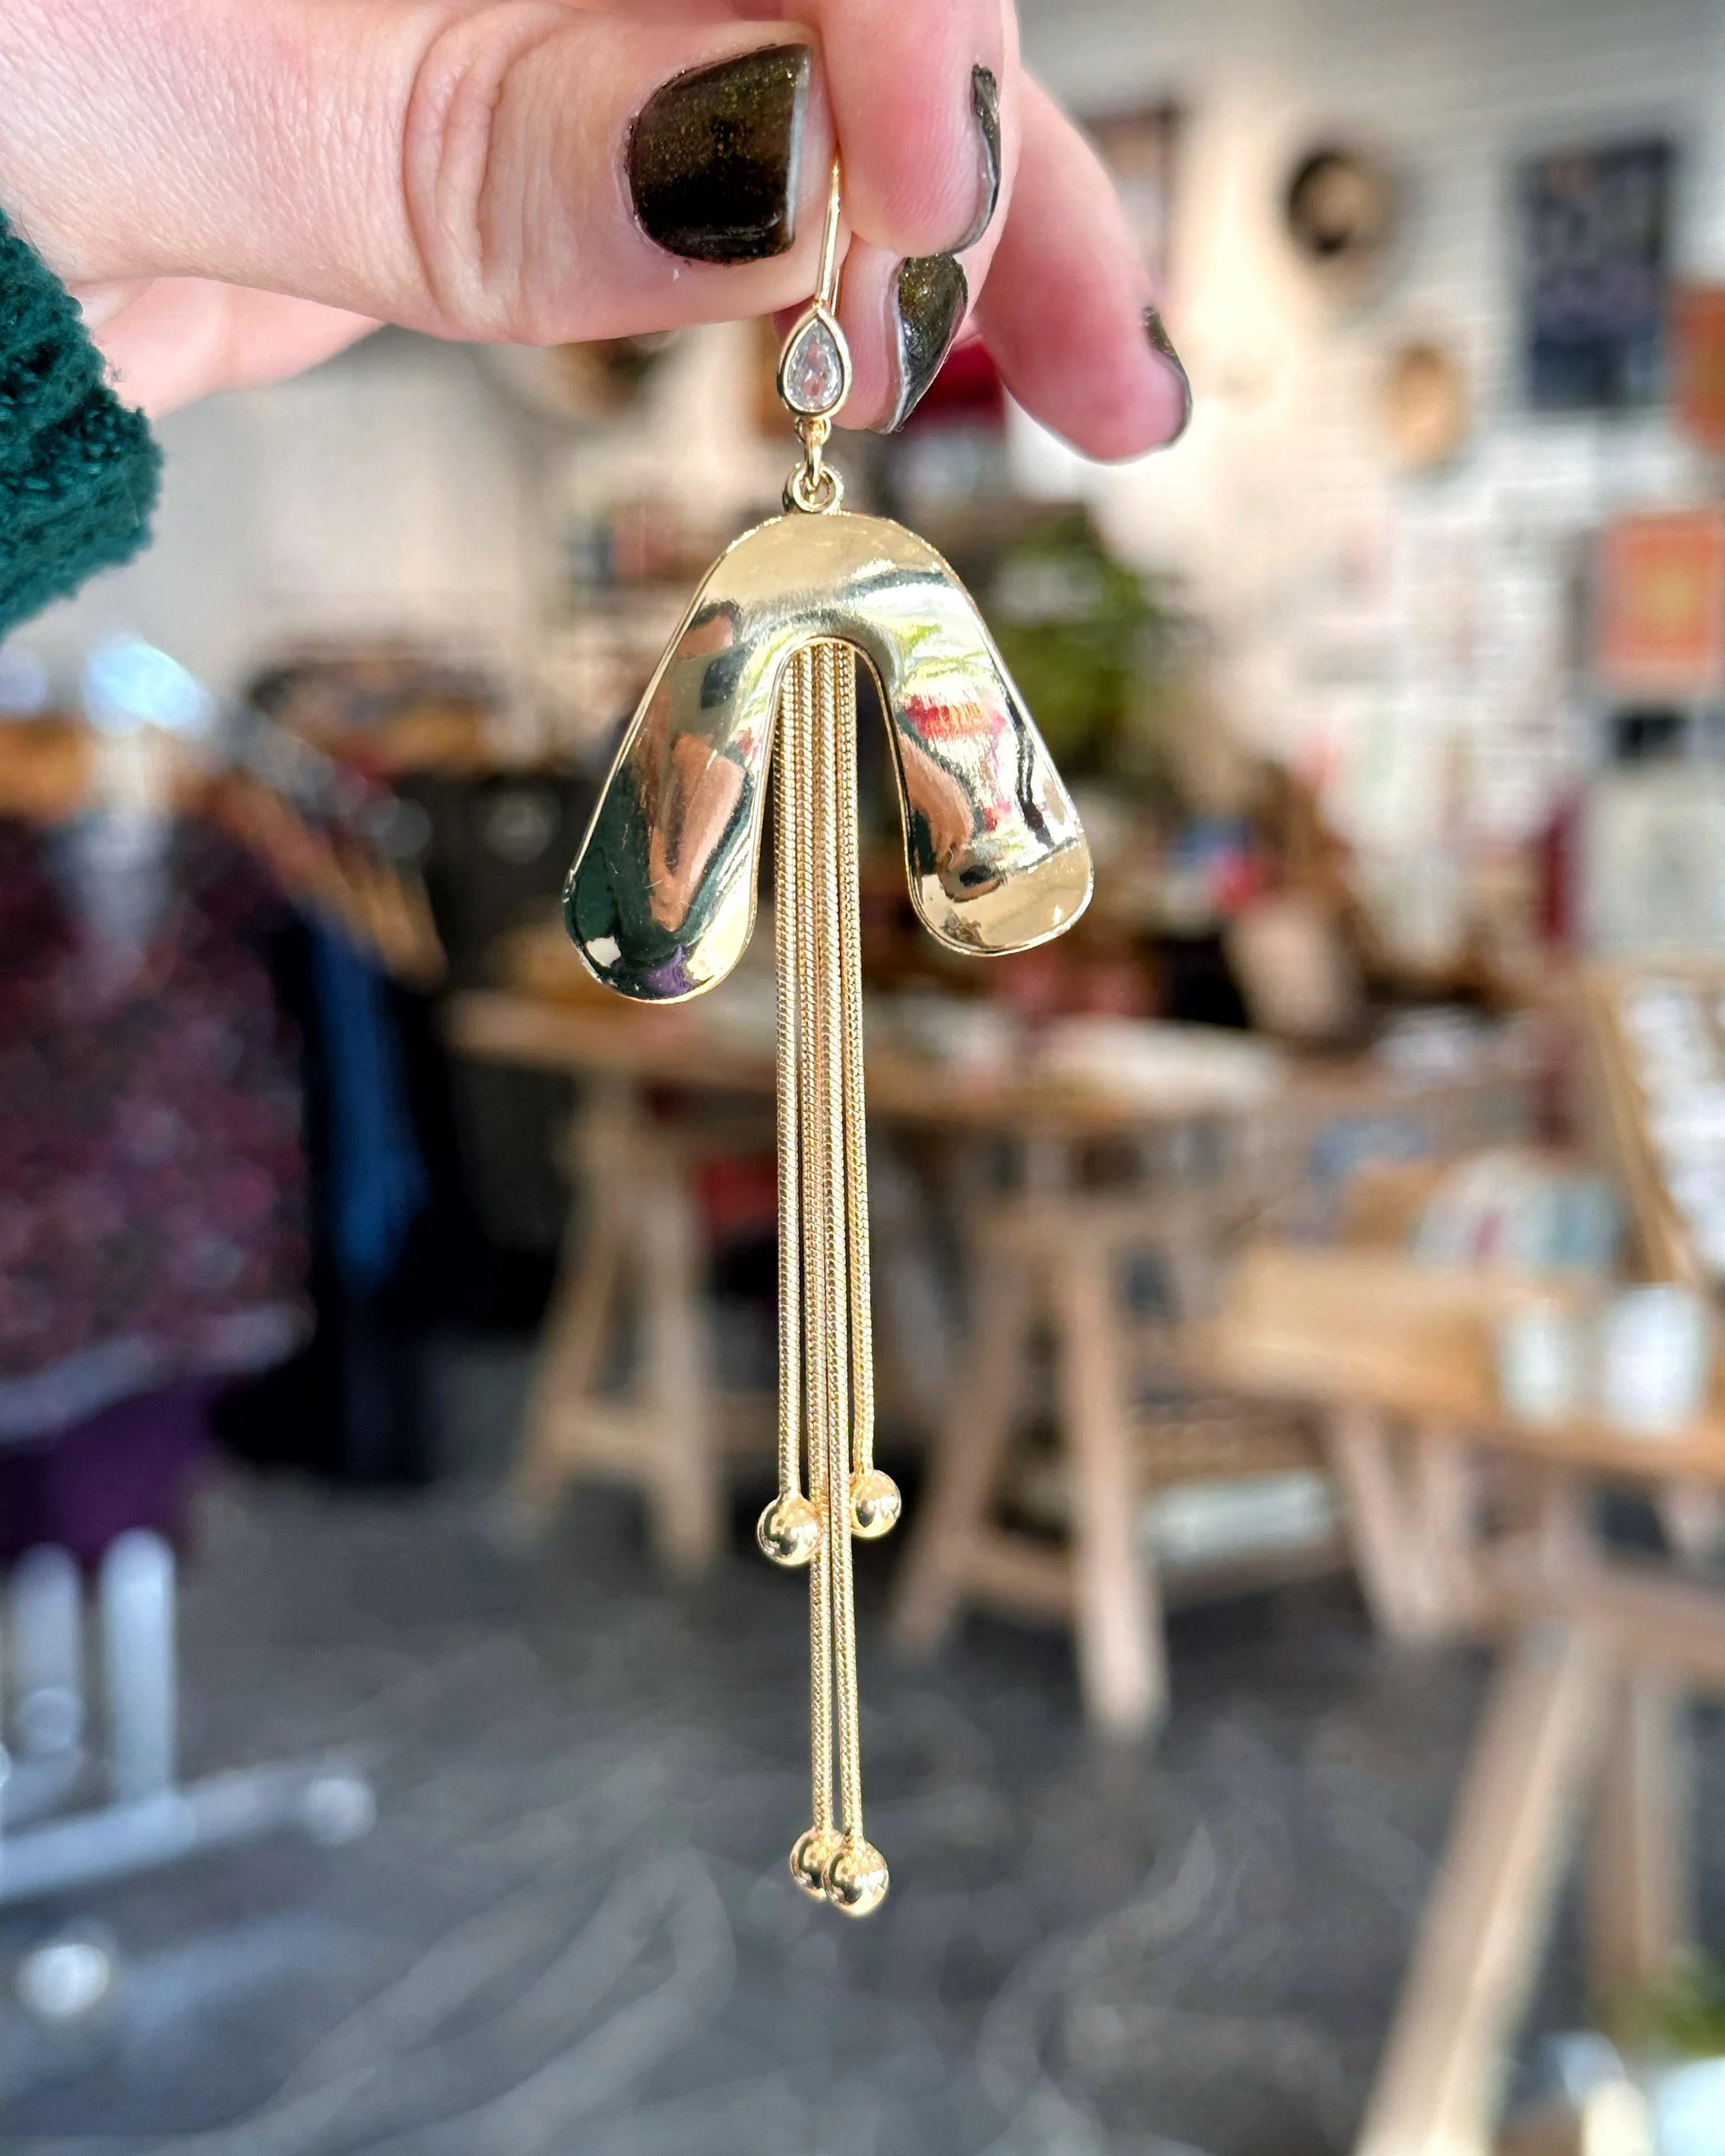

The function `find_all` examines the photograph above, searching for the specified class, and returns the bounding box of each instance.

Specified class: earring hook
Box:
[779,156,851,512]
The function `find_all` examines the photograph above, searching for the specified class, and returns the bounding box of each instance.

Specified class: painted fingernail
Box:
[885,255,969,430]
[629,44,811,264]
[1144,306,1193,441]
[953,65,1002,252]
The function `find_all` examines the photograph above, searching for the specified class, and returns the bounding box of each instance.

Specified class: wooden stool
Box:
[891,1162,1294,1737]
[512,1077,934,1579]
[512,1076,768,1579]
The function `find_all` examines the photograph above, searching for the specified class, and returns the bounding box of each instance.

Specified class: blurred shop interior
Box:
[9,1,1725,2151]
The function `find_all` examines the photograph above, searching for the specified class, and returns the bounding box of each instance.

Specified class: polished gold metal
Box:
[849,1468,902,1539]
[563,512,1093,998]
[775,633,887,1907]
[756,1492,820,1566]
[561,157,1088,1918]
[789,1825,844,1899]
[824,1835,890,1919]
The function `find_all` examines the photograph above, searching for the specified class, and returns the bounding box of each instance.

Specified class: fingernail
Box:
[885,255,969,430]
[1144,306,1192,441]
[952,65,1001,252]
[629,44,811,264]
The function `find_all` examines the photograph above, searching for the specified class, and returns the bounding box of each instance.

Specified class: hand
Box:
[0,1,1188,456]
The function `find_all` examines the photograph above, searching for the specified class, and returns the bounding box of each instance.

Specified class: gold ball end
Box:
[850,1469,902,1540]
[789,1826,843,1899]
[824,1837,889,1917]
[756,1494,821,1567]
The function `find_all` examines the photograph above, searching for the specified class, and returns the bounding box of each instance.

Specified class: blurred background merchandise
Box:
[11,2,1725,2153]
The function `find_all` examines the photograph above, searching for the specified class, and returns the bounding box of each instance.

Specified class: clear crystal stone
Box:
[783,316,844,415]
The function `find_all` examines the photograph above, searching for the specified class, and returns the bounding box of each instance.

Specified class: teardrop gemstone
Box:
[782,314,845,415]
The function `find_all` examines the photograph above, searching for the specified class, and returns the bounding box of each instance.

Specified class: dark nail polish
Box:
[886,254,969,430]
[629,45,810,264]
[953,65,1001,252]
[1144,306,1192,440]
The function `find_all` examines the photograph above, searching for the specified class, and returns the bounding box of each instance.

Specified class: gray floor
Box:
[2,1349,1719,2155]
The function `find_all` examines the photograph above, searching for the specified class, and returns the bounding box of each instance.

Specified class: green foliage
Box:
[1621,1954,1725,2060]
[982,505,1181,787]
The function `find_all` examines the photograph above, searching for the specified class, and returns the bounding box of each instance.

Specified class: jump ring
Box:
[784,461,843,514]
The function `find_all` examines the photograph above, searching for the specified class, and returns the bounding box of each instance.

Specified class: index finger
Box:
[802,0,1012,256]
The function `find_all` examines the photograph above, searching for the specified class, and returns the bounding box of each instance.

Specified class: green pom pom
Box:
[0,214,160,641]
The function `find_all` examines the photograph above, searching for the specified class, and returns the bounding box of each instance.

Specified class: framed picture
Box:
[1594,511,1725,696]
[1083,103,1183,291]
[1520,137,1674,410]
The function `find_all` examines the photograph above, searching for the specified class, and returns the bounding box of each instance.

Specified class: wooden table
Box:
[1206,1245,1725,2156]
[448,986,1532,1734]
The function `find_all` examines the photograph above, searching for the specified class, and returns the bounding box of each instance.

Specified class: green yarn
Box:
[0,212,159,641]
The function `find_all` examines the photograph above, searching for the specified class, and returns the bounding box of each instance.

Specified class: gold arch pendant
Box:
[562,510,1090,1919]
[565,509,1092,1002]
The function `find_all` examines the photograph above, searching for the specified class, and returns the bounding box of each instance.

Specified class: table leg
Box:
[1354,1622,1616,2156]
[891,1242,1034,1659]
[514,1083,633,1513]
[1325,1407,1446,1645]
[637,1142,722,1582]
[1533,1472,1593,1578]
[1656,1482,1725,1566]
[1587,1668,1691,2024]
[1054,1242,1168,1740]
[1411,1429,1480,1639]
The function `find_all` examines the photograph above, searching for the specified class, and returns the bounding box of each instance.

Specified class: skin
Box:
[0,0,1187,456]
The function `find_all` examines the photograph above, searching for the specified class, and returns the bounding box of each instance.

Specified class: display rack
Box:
[1578,957,1725,1290]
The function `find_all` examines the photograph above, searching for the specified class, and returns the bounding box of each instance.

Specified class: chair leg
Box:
[1053,1243,1168,1740]
[891,1243,1034,1659]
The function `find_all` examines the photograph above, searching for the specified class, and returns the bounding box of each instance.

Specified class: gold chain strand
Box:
[799,649,836,1864]
[772,710,803,1506]
[835,650,900,1540]
[759,639,890,1913]
[813,640,888,1916]
[756,655,815,1565]
[783,648,839,1896]
[813,645,853,1819]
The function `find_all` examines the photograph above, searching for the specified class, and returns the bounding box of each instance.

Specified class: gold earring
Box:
[564,160,1091,1915]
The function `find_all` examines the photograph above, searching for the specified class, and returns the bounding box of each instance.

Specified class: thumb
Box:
[0,1,841,343]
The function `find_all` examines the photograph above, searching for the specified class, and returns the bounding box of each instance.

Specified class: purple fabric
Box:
[0,1379,216,1567]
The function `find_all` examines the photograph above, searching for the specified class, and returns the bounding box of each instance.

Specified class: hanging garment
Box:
[0,814,307,1550]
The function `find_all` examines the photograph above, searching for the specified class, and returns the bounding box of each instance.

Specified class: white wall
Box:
[1018,0,1725,852]
[23,331,542,701]
[19,316,781,726]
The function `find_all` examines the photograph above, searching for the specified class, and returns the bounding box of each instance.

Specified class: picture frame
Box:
[1520,137,1674,411]
[1595,511,1725,696]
